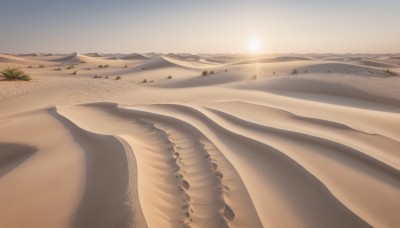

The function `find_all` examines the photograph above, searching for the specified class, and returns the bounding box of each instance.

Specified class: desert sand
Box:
[0,52,399,228]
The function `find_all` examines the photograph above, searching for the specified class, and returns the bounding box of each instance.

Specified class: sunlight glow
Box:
[247,38,262,53]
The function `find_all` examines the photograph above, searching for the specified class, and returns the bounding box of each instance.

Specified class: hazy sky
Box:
[1,0,399,53]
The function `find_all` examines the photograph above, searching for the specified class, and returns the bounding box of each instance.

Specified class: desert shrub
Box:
[291,69,298,75]
[115,76,121,80]
[105,76,109,79]
[225,69,228,72]
[209,71,215,75]
[39,64,45,68]
[384,69,397,77]
[28,65,32,68]
[124,65,128,68]
[167,75,172,79]
[98,65,103,68]
[141,67,146,70]
[141,79,147,83]
[55,67,61,71]
[66,65,74,69]
[202,71,209,76]
[93,75,102,78]
[98,64,109,68]
[1,67,31,81]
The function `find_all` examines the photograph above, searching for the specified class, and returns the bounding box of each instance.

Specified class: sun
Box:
[247,38,262,53]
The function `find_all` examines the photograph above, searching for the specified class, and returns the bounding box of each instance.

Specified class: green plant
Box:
[202,71,209,76]
[99,64,109,69]
[116,76,121,80]
[39,64,45,68]
[384,69,397,77]
[1,67,31,81]
[291,69,298,75]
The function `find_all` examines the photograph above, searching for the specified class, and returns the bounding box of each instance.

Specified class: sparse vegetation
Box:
[1,67,31,81]
[209,71,215,75]
[141,67,146,70]
[55,67,62,71]
[291,69,298,75]
[39,64,45,68]
[167,75,172,79]
[93,75,102,78]
[66,65,74,69]
[384,69,397,77]
[141,79,147,83]
[28,65,32,68]
[225,69,228,72]
[72,70,77,75]
[124,64,128,68]
[115,76,121,80]
[202,70,209,76]
[105,76,109,79]
[98,64,109,68]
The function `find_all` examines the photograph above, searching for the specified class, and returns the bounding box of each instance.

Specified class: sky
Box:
[1,0,399,54]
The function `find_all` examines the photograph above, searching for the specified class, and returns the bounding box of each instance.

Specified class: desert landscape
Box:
[0,52,399,228]
[1,0,400,227]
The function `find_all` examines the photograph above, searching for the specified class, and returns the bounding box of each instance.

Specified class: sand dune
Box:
[51,53,107,64]
[358,59,399,68]
[230,56,312,65]
[162,56,220,69]
[120,53,150,60]
[0,54,30,64]
[0,54,399,228]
